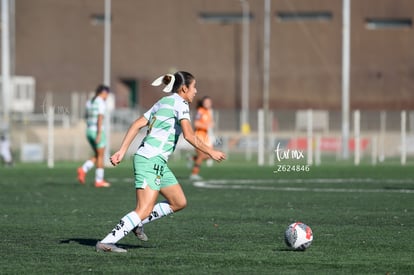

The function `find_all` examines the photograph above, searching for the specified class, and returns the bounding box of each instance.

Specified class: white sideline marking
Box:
[192,179,414,194]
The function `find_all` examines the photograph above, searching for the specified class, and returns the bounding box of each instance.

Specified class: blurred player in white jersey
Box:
[77,85,111,188]
[96,71,226,253]
[0,134,13,167]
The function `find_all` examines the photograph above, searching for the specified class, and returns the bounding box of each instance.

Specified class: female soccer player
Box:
[189,96,214,180]
[77,84,111,188]
[96,71,226,253]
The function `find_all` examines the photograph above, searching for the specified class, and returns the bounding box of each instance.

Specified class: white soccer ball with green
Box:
[284,222,313,251]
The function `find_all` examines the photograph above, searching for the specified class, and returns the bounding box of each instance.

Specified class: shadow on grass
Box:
[59,238,151,250]
[275,248,308,253]
[60,238,98,247]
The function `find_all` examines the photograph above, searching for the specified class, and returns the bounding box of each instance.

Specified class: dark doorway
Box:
[121,78,139,108]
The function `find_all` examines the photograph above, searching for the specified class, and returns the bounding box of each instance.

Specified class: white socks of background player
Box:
[82,160,94,173]
[142,201,174,225]
[81,160,104,182]
[95,168,104,182]
[101,211,142,244]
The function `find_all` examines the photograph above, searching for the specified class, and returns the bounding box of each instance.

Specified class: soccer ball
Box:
[284,222,313,251]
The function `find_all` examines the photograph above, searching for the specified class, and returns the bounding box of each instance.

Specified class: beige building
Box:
[10,0,414,114]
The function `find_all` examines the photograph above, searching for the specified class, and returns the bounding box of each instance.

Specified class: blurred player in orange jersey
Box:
[189,96,214,180]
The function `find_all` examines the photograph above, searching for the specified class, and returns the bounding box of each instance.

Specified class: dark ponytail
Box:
[92,84,110,103]
[197,96,210,109]
[162,71,194,93]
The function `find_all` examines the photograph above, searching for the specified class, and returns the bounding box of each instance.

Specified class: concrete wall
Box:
[8,0,414,113]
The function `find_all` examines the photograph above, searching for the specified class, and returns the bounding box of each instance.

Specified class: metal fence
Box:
[5,103,414,165]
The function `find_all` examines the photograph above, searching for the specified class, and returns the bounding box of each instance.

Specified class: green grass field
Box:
[1,158,413,274]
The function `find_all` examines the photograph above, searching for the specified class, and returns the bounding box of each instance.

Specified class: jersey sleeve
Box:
[97,98,106,115]
[176,101,191,122]
[143,102,160,120]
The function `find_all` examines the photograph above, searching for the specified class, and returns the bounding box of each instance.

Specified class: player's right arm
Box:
[181,119,225,162]
[110,116,148,166]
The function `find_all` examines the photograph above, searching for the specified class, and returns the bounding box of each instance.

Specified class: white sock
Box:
[101,211,142,244]
[142,201,174,225]
[82,160,94,173]
[95,168,104,182]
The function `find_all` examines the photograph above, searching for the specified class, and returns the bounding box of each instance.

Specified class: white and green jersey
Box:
[85,97,106,131]
[137,93,191,161]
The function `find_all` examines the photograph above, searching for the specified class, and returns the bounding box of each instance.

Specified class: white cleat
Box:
[95,241,127,253]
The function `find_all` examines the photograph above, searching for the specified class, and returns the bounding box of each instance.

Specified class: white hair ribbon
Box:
[151,74,175,93]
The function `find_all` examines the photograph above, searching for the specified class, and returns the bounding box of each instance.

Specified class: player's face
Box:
[183,80,197,103]
[203,98,212,109]
[101,90,109,100]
